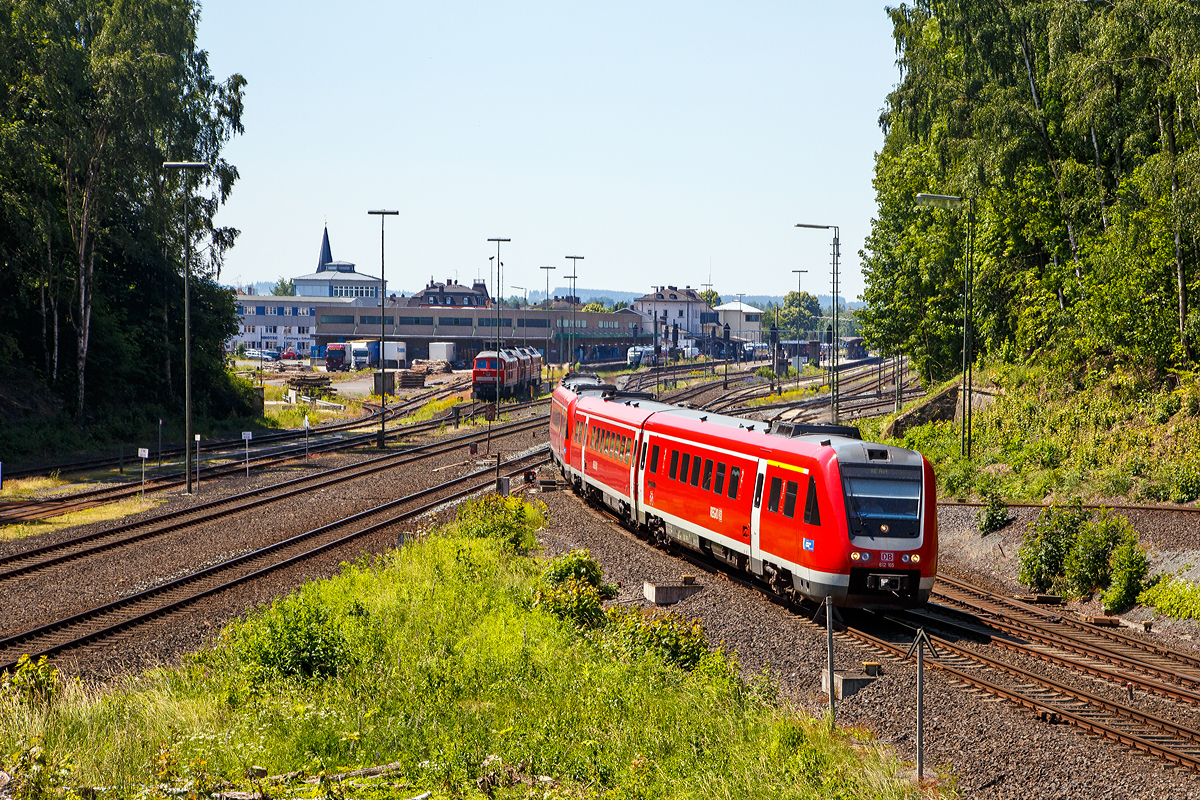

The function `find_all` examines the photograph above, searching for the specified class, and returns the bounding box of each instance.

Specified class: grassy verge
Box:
[0,497,162,542]
[1,495,947,799]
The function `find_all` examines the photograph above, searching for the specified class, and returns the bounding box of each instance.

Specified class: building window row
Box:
[333,285,377,298]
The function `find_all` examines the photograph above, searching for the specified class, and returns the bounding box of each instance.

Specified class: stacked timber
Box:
[410,359,453,374]
[287,374,336,398]
[395,370,426,389]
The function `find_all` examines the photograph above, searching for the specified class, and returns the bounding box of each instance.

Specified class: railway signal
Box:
[194,434,201,491]
[242,431,252,477]
[304,415,310,462]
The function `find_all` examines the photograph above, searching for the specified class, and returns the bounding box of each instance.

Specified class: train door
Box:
[750,459,768,567]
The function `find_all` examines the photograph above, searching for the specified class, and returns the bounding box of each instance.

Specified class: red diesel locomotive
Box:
[472,347,543,400]
[549,374,937,608]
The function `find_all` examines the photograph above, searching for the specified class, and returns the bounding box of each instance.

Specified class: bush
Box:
[540,549,618,599]
[2,655,60,707]
[455,494,545,551]
[976,492,1010,535]
[1138,575,1200,618]
[2,737,74,800]
[601,608,709,671]
[1017,500,1089,593]
[531,577,606,629]
[1062,510,1129,597]
[1103,535,1150,611]
[229,587,356,680]
[754,367,777,380]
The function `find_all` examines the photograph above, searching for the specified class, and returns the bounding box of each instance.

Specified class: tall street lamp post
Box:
[540,265,555,361]
[915,192,975,458]
[513,286,527,345]
[792,269,808,389]
[795,223,840,423]
[486,239,510,461]
[368,209,398,449]
[566,256,583,367]
[163,161,208,494]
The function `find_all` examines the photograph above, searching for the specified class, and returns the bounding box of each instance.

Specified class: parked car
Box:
[281,349,300,360]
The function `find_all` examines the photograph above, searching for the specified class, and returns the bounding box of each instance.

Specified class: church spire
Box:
[316,225,333,272]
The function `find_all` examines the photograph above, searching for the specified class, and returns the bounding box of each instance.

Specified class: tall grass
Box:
[1,496,946,799]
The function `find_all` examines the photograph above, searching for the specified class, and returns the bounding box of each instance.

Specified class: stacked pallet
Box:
[410,359,453,374]
[287,374,336,398]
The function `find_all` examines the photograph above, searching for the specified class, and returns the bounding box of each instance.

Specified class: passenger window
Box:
[767,477,782,513]
[803,475,821,526]
[690,454,701,486]
[679,453,691,482]
[702,459,713,490]
[783,480,799,518]
[729,466,741,499]
[669,450,679,479]
[650,445,660,473]
[714,462,726,494]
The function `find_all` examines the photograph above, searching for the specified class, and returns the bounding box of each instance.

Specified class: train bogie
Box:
[549,377,937,610]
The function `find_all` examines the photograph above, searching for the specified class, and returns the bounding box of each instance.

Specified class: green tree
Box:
[580,302,606,313]
[270,277,295,296]
[0,0,248,429]
[699,289,722,308]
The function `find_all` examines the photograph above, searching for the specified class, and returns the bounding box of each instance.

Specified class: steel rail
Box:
[0,415,550,582]
[0,450,551,673]
[0,396,548,524]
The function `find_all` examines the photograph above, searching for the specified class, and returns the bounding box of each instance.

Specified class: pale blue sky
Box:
[200,2,899,301]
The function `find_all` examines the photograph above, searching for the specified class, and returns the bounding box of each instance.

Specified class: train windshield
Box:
[840,464,922,538]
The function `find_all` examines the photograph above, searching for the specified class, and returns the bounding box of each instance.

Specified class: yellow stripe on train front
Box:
[767,460,809,474]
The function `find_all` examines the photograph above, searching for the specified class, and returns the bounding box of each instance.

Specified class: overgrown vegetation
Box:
[0,496,946,798]
[1016,500,1149,610]
[860,361,1200,504]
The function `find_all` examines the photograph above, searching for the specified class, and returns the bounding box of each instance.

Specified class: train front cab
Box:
[763,437,937,609]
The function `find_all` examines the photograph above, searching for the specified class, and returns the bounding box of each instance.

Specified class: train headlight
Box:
[880,524,890,534]
[910,554,920,564]
[861,552,870,561]
[850,551,861,561]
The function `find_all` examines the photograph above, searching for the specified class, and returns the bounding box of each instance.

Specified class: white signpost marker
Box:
[242,431,252,477]
[304,415,310,462]
[138,448,149,497]
[194,434,201,490]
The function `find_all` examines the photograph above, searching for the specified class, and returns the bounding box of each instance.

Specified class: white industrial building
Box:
[713,300,764,342]
[630,286,717,340]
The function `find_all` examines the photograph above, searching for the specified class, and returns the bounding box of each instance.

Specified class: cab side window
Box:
[714,462,726,494]
[650,445,660,473]
[803,475,821,526]
[702,459,713,490]
[767,476,782,513]
[783,480,799,518]
[729,466,741,499]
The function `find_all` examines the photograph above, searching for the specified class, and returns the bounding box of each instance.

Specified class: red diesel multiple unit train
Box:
[549,374,937,608]
[472,346,543,400]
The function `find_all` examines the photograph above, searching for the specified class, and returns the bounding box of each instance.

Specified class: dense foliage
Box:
[1016,500,1148,609]
[0,0,248,429]
[860,0,1200,382]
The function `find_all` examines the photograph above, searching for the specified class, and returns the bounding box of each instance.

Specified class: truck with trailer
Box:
[346,340,379,370]
[383,341,407,369]
[325,343,349,371]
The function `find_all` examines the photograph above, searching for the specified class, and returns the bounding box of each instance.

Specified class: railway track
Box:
[0,394,546,525]
[0,449,551,673]
[0,415,550,583]
[3,376,472,481]
[564,485,1200,773]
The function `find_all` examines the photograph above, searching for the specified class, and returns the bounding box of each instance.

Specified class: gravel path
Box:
[532,485,1200,799]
